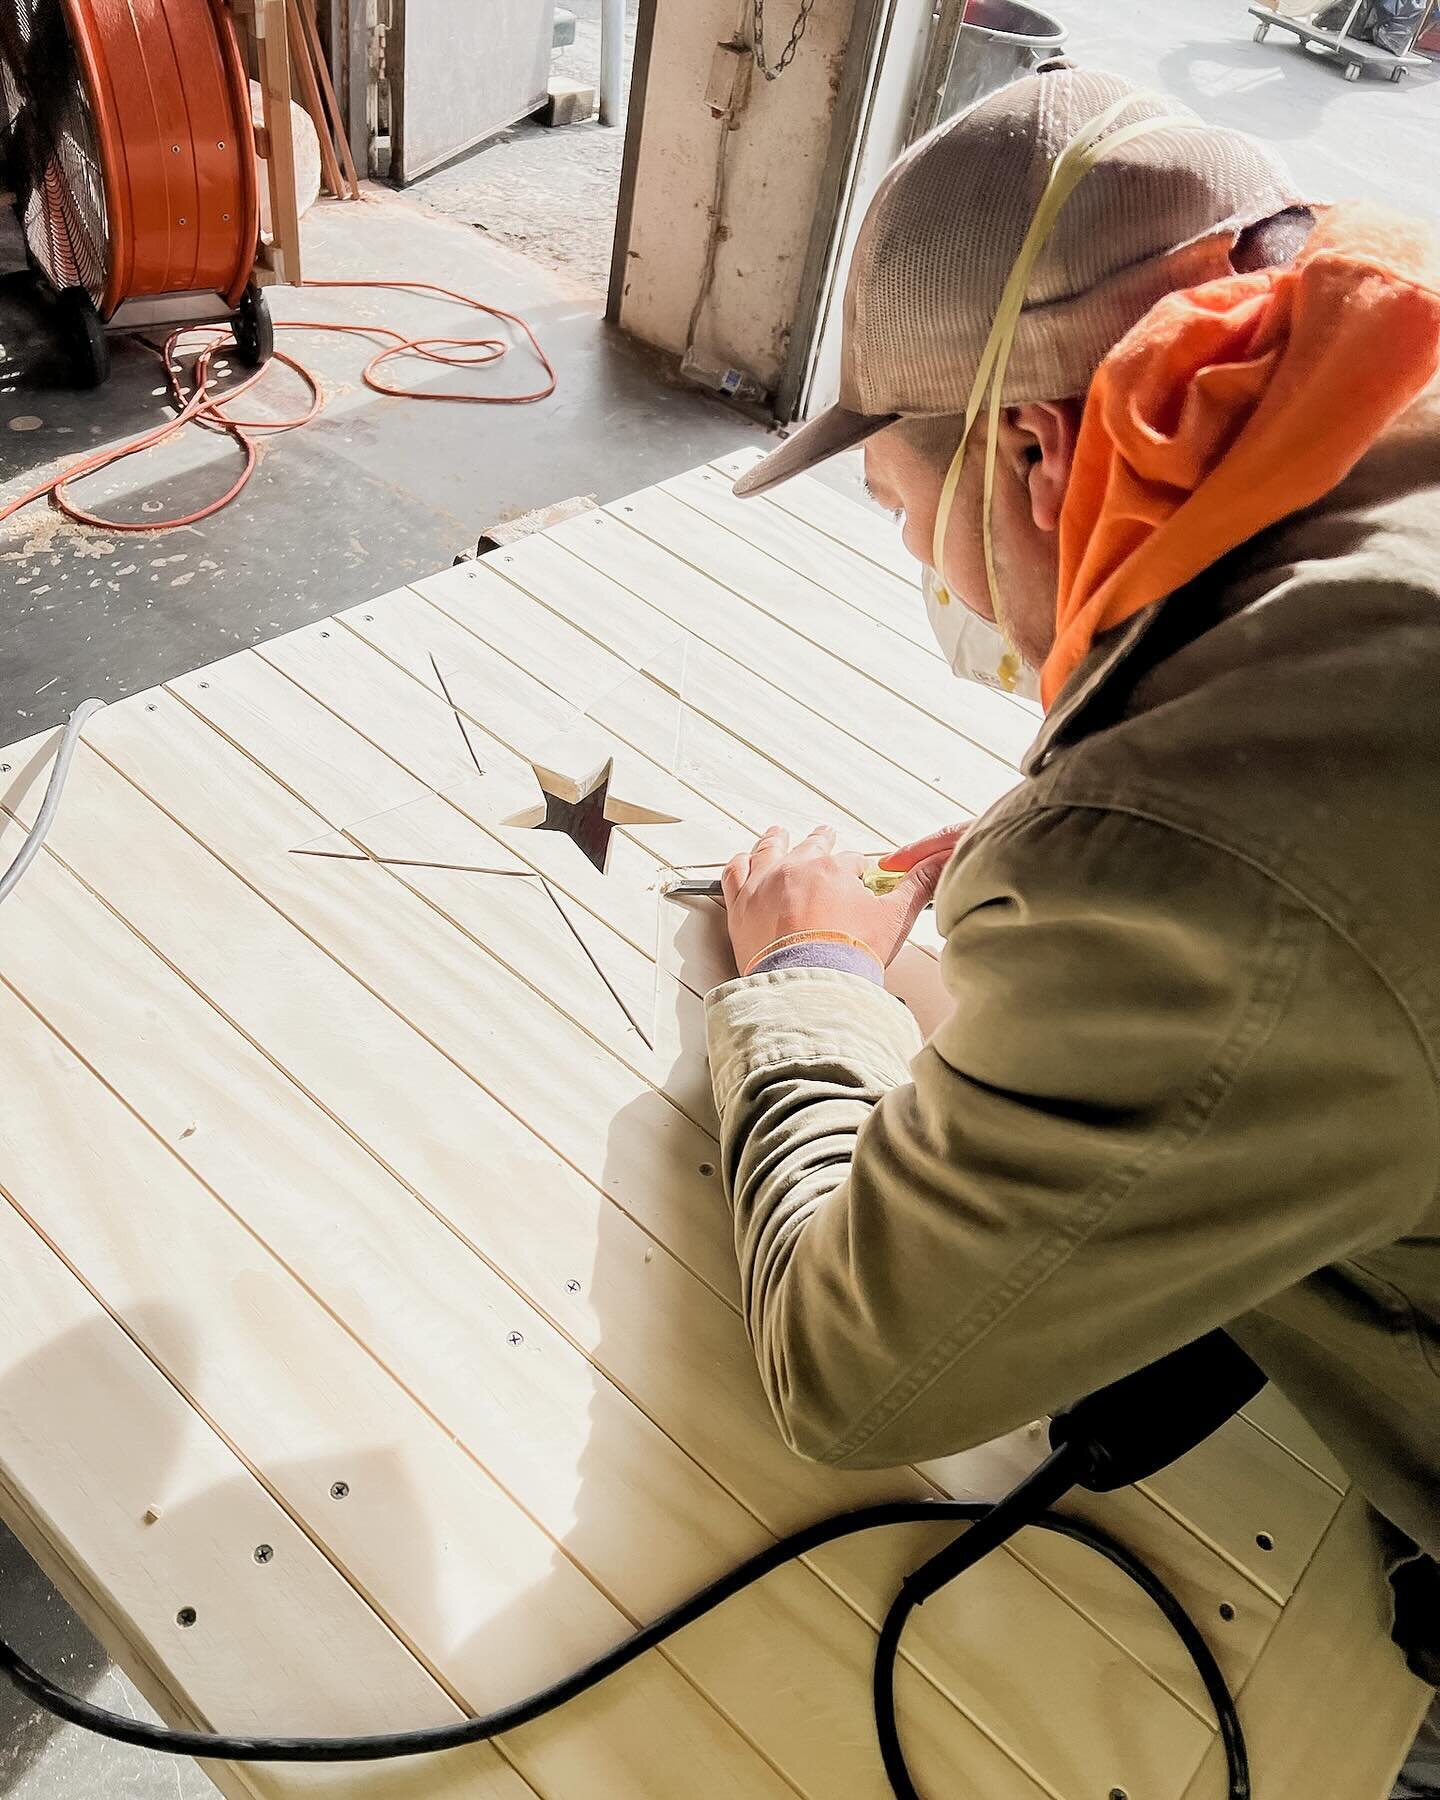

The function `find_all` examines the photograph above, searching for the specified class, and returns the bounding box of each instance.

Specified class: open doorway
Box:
[398,3,639,298]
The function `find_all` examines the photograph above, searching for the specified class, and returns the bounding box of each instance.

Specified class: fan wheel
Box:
[232,279,274,369]
[54,283,110,386]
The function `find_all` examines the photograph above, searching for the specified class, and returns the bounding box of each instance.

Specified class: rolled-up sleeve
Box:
[706,806,1433,1468]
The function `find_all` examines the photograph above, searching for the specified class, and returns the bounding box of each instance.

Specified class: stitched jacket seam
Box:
[825,891,1316,1465]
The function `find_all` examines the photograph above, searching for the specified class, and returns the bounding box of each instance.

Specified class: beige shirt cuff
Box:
[705,968,924,1117]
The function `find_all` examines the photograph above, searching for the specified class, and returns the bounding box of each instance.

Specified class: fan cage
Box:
[1,0,259,320]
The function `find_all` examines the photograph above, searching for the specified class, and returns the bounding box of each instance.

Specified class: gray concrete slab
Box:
[408,0,640,293]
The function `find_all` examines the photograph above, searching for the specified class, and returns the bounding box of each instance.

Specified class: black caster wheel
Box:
[55,286,111,389]
[231,279,274,368]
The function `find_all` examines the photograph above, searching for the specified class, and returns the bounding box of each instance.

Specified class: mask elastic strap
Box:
[930,102,1202,620]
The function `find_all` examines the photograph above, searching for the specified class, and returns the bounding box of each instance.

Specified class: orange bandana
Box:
[1041,207,1440,709]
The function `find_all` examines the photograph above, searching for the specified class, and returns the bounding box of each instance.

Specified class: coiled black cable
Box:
[0,1442,1248,1797]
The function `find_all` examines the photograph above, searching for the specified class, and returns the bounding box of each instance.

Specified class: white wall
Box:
[617,0,862,392]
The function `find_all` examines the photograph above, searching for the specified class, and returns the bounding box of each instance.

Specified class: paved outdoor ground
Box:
[410,1,640,293]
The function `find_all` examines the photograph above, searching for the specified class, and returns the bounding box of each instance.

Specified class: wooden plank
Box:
[1241,1384,1349,1494]
[712,447,917,582]
[924,1427,1282,1715]
[397,570,879,848]
[0,907,789,1800]
[513,515,1019,815]
[618,470,1038,770]
[286,0,346,198]
[1179,1490,1432,1800]
[0,788,1062,1800]
[304,588,947,981]
[405,564,948,846]
[0,813,1053,1800]
[624,459,943,656]
[5,715,1218,1800]
[253,0,302,284]
[1140,1415,1341,1605]
[0,1031,532,1800]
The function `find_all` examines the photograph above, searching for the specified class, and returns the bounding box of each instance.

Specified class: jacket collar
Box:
[1022,600,1168,777]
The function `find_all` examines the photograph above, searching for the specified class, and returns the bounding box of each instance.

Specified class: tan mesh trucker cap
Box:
[734,68,1302,498]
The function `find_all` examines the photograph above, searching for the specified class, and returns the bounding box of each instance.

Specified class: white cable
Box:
[0,699,105,906]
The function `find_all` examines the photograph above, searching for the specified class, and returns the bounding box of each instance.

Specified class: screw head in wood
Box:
[176,1606,197,1628]
[253,1544,274,1564]
[0,764,9,773]
[330,1480,350,1500]
[565,1279,581,1294]
[506,1330,524,1346]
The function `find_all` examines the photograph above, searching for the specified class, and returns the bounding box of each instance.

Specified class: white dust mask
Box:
[921,565,1039,699]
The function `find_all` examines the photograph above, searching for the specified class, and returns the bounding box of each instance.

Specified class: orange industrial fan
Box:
[1,0,271,386]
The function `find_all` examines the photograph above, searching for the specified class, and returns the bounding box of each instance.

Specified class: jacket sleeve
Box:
[704,805,1435,1468]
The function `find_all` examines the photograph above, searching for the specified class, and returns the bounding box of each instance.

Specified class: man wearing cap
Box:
[706,66,1440,1725]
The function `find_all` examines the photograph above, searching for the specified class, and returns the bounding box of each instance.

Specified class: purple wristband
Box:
[747,941,883,983]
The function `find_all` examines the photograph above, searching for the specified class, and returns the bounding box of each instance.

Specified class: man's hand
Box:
[723,825,958,974]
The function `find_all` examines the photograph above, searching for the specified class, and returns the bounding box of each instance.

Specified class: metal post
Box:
[600,0,625,126]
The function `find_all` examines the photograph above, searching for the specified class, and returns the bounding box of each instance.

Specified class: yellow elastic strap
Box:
[930,102,1204,625]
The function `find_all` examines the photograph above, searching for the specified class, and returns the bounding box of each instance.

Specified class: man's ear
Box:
[1007,400,1083,533]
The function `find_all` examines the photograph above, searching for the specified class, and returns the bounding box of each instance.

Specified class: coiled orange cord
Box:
[0,278,557,534]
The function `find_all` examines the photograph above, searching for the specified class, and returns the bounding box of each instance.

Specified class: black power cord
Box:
[0,1331,1264,1797]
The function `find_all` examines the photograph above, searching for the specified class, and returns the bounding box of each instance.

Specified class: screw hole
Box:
[1218,1602,1236,1622]
[0,763,9,772]
[1255,1532,1274,1551]
[698,1162,716,1178]
[319,629,330,638]
[330,1480,349,1500]
[363,613,373,621]
[176,1606,197,1628]
[198,681,209,689]
[145,704,157,712]
[1109,1789,1129,1800]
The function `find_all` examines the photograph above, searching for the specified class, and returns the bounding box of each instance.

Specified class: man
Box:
[706,63,1440,1754]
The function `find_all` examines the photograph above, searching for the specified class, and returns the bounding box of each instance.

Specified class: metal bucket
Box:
[911,0,1068,141]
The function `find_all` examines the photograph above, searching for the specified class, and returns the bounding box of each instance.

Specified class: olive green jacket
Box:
[706,403,1440,1609]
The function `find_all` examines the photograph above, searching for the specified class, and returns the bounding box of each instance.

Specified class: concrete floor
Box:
[410,0,640,292]
[0,187,770,741]
[0,1,1436,1794]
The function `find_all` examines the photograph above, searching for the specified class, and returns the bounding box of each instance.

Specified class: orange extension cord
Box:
[0,278,558,534]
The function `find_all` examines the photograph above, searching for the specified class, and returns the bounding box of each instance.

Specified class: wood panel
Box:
[0,986,532,1800]
[1179,1491,1431,1800]
[0,822,789,1800]
[0,451,1420,1799]
[0,811,1038,1800]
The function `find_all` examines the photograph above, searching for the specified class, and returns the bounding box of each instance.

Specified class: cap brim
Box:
[731,405,897,498]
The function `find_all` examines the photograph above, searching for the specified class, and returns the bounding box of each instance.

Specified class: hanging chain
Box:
[751,0,818,79]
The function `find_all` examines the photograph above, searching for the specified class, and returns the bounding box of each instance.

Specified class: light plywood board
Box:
[0,450,1420,1799]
